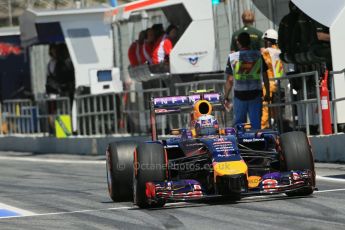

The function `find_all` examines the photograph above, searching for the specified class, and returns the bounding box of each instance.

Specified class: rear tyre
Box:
[106,142,137,202]
[280,131,315,196]
[133,143,167,208]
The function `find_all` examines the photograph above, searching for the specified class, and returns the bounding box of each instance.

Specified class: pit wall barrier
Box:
[310,134,345,162]
[0,135,149,156]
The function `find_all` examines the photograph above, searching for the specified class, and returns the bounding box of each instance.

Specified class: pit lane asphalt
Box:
[0,151,344,230]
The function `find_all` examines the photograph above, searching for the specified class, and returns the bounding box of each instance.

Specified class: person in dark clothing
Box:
[231,10,264,52]
[278,1,300,63]
[46,44,75,99]
[46,44,59,95]
[54,44,75,101]
[151,23,165,43]
[45,43,75,134]
[312,21,332,69]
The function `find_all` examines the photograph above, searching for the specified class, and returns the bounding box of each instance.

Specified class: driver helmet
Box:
[195,114,219,136]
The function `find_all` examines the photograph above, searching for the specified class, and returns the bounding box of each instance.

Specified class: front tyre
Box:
[280,131,315,196]
[106,142,137,202]
[133,142,167,208]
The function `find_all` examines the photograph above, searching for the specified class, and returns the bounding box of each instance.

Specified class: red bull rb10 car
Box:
[106,92,315,208]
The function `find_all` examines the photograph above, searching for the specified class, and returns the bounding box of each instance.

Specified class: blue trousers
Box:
[233,96,262,130]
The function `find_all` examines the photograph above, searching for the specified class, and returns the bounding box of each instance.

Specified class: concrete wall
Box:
[0,134,344,162]
[309,134,345,162]
[0,135,148,156]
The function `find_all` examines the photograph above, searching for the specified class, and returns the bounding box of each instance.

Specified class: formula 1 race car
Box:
[106,92,315,208]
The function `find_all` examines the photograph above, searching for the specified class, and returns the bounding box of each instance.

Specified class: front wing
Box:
[144,170,315,203]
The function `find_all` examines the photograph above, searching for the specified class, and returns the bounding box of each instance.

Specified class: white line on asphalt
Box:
[0,203,201,220]
[316,175,345,183]
[1,185,345,221]
[315,188,345,193]
[0,156,105,164]
[0,202,36,217]
[0,206,131,220]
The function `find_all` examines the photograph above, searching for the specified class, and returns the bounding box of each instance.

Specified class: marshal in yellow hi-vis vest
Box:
[261,46,284,129]
[266,46,284,78]
[262,46,284,94]
[55,115,72,138]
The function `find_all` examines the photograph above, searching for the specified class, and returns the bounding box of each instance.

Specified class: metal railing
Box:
[2,99,34,134]
[267,71,321,136]
[36,97,71,135]
[123,88,170,136]
[76,93,119,136]
[1,97,70,135]
[267,68,345,135]
[76,87,170,136]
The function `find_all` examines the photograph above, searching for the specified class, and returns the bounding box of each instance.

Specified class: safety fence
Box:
[1,71,345,137]
[1,97,70,135]
[76,88,170,136]
[267,71,321,136]
[267,69,345,135]
[2,99,33,134]
[37,97,71,135]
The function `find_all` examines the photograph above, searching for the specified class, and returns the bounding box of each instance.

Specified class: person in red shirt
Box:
[141,28,155,64]
[152,24,178,64]
[128,31,146,66]
[128,41,139,66]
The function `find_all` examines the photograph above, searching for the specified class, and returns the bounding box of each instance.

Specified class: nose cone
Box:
[213,160,248,177]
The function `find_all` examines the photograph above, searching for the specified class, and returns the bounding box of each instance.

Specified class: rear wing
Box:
[151,93,224,115]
